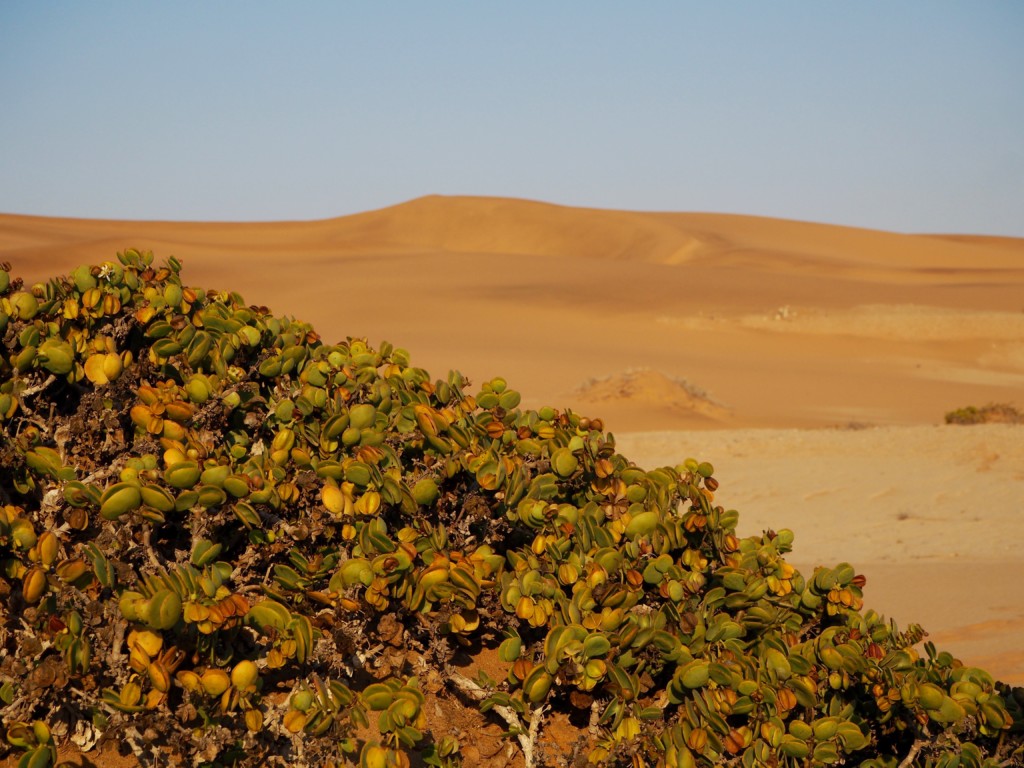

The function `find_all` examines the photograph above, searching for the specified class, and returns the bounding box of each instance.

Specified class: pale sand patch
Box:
[615,425,1024,683]
[661,305,1024,343]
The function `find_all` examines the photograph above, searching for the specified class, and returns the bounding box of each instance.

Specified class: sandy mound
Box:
[572,368,728,427]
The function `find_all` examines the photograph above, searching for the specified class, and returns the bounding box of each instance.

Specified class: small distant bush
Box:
[945,403,1023,425]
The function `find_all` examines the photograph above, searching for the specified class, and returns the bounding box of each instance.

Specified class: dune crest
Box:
[4,194,1023,275]
[333,195,708,263]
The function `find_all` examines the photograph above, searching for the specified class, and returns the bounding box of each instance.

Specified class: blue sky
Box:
[2,3,1022,234]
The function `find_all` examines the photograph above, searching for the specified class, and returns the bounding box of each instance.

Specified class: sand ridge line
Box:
[6,195,1024,275]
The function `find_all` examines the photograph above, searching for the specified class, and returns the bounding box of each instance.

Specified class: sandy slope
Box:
[2,195,1023,682]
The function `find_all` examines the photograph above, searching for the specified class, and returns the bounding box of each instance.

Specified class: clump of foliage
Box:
[945,404,1023,425]
[1,253,1021,768]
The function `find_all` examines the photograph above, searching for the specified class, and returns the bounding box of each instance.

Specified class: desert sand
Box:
[2,195,1022,684]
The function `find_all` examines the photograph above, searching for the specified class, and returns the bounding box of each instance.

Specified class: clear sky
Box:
[2,3,1022,235]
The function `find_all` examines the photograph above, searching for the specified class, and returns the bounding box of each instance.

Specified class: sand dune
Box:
[4,196,1023,430]
[2,195,1023,681]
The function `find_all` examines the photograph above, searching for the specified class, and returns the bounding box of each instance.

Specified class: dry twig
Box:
[898,739,925,768]
[445,668,546,768]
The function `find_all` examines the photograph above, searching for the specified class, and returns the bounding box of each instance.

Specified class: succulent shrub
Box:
[0,255,1021,768]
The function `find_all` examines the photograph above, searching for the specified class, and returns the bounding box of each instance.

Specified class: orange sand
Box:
[2,195,1022,683]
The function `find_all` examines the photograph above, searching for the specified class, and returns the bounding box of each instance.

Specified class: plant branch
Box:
[898,739,926,768]
[445,668,546,768]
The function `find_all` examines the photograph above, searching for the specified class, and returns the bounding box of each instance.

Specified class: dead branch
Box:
[445,668,546,768]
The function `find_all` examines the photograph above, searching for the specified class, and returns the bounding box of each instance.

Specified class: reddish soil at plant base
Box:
[1,648,558,768]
